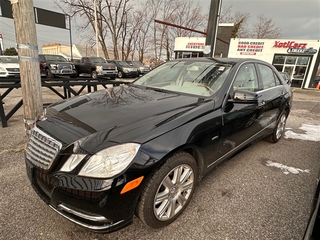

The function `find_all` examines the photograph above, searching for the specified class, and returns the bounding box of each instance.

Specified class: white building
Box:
[173,23,234,59]
[228,38,320,88]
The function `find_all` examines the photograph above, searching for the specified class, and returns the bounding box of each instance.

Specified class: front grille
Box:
[58,64,72,70]
[103,66,116,71]
[26,126,62,170]
[6,68,19,72]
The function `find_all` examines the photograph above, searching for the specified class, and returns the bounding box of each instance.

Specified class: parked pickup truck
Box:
[74,57,118,79]
[39,54,77,78]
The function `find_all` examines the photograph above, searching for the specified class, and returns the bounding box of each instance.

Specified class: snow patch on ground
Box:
[285,124,320,142]
[265,160,310,175]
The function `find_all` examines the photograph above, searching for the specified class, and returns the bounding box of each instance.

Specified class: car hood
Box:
[36,85,212,153]
[46,61,72,65]
[0,63,19,68]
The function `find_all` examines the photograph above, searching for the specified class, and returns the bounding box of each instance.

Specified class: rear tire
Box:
[137,152,198,228]
[266,111,287,143]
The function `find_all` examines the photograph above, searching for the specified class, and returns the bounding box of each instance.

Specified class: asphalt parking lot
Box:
[0,85,319,240]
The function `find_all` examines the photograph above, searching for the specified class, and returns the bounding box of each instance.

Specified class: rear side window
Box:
[257,64,280,89]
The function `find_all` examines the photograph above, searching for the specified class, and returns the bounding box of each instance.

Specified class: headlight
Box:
[79,143,140,178]
[96,65,103,71]
[71,64,75,69]
[49,64,57,69]
[0,67,6,71]
[60,154,87,172]
[123,67,129,73]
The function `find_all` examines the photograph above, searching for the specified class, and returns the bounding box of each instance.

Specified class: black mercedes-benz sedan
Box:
[25,57,292,233]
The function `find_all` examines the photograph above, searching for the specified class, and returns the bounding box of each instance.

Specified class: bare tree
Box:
[53,0,223,63]
[128,5,154,62]
[220,5,281,39]
[249,14,282,39]
[55,0,133,59]
[55,0,108,58]
[219,5,250,38]
[149,0,207,62]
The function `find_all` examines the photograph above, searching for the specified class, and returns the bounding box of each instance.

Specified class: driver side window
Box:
[233,64,259,92]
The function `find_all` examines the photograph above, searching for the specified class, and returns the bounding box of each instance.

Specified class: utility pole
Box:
[11,0,43,136]
[205,0,222,57]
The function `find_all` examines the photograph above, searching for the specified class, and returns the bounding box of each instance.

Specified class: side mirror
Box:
[229,89,258,104]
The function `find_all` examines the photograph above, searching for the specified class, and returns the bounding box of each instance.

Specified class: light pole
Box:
[68,15,73,61]
[94,0,99,57]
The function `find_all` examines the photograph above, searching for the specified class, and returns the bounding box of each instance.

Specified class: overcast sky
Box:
[0,0,319,50]
[215,0,320,40]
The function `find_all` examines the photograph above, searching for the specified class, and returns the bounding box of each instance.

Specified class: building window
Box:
[175,51,204,59]
[272,54,311,88]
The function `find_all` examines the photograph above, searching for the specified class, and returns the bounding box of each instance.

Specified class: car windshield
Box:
[0,56,19,63]
[133,59,232,97]
[118,61,131,67]
[91,57,107,63]
[127,61,143,67]
[44,55,68,62]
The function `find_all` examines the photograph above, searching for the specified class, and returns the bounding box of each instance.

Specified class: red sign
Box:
[240,52,256,55]
[187,42,204,46]
[186,42,204,49]
[273,41,307,49]
[236,41,265,54]
[0,34,2,38]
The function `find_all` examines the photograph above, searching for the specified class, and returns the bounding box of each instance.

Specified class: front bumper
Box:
[0,71,20,78]
[25,159,139,233]
[50,204,131,232]
[97,70,118,77]
[51,69,76,76]
[123,71,139,77]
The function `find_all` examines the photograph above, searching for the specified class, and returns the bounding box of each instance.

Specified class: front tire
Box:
[137,152,198,228]
[45,69,54,79]
[91,71,97,79]
[266,111,287,143]
[70,69,79,78]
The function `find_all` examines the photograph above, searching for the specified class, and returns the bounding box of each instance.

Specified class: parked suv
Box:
[107,60,139,78]
[39,54,76,78]
[125,60,150,75]
[74,57,118,79]
[0,55,20,78]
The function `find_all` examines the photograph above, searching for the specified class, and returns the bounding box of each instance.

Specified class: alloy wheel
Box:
[153,164,195,221]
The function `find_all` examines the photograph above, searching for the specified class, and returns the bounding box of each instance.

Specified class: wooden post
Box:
[10,0,43,136]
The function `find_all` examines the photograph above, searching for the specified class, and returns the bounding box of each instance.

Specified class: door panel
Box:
[207,63,263,168]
